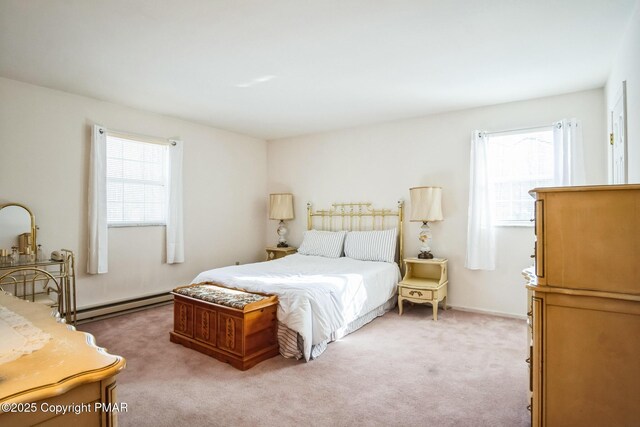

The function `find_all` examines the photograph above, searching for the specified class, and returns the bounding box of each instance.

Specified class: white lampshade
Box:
[409,187,443,222]
[269,193,294,220]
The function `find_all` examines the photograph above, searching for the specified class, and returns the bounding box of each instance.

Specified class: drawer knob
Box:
[409,290,423,297]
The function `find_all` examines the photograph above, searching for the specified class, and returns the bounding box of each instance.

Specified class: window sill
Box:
[108,223,166,228]
[494,221,534,228]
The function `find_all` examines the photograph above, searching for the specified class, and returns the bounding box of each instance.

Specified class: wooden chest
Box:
[170,283,279,370]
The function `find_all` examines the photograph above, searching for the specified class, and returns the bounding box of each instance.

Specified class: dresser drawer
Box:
[400,287,433,300]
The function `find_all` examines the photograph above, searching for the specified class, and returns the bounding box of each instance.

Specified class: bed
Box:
[193,202,404,361]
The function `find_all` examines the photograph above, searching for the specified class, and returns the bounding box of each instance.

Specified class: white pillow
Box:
[344,228,397,263]
[297,230,347,258]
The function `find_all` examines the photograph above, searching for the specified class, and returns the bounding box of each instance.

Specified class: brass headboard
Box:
[306,201,404,268]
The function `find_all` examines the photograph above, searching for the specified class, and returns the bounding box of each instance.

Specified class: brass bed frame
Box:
[306,201,404,270]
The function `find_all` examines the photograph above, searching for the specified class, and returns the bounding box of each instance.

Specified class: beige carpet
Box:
[80,304,530,427]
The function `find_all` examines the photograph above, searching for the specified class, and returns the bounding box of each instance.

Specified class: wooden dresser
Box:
[526,184,640,426]
[0,293,125,426]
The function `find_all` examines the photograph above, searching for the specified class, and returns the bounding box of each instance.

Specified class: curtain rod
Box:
[484,122,560,136]
[102,128,177,146]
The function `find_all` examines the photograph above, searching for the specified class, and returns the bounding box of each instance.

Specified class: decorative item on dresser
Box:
[269,193,295,247]
[409,186,443,259]
[0,292,125,426]
[526,184,640,426]
[0,203,77,324]
[265,246,297,261]
[398,258,448,320]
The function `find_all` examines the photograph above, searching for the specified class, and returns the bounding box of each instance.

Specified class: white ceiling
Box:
[0,0,636,140]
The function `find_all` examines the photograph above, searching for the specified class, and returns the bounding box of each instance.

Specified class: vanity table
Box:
[0,203,77,324]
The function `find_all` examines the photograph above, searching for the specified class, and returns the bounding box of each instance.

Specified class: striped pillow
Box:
[344,228,397,263]
[297,230,347,258]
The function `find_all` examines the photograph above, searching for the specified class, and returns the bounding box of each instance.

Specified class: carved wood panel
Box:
[217,313,243,355]
[195,306,216,346]
[173,300,193,337]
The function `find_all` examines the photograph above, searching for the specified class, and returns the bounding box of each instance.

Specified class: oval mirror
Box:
[0,203,36,254]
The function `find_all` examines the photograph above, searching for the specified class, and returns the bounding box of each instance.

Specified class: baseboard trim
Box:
[77,293,173,324]
[75,294,526,323]
[448,305,526,320]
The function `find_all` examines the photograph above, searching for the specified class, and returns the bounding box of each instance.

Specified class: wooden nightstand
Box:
[399,258,448,321]
[265,246,297,261]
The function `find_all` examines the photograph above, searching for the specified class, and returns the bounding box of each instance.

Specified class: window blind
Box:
[486,128,553,224]
[106,135,168,225]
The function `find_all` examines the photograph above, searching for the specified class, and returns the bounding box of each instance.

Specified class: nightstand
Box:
[398,258,448,321]
[265,246,297,261]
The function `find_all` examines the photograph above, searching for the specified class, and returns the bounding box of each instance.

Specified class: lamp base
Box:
[418,251,434,259]
[276,220,289,248]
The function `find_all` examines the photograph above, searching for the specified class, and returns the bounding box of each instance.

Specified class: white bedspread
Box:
[193,254,400,361]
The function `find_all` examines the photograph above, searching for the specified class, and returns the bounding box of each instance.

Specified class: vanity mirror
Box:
[0,203,37,254]
[0,202,77,324]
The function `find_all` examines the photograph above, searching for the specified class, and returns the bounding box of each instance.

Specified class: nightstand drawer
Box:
[265,247,297,261]
[400,287,433,300]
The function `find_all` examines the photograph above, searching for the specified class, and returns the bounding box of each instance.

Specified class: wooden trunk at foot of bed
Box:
[170,293,279,370]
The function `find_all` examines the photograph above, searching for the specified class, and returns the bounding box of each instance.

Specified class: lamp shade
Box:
[409,186,443,222]
[269,193,294,220]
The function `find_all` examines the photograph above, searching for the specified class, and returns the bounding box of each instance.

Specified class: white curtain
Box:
[88,124,108,274]
[553,118,586,185]
[465,131,496,271]
[166,139,184,264]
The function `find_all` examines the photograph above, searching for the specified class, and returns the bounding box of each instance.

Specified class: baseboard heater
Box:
[76,292,173,323]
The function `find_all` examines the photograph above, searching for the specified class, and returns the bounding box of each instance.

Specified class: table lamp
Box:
[269,193,294,247]
[409,186,443,259]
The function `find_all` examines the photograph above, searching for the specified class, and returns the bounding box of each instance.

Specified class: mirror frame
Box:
[0,203,37,254]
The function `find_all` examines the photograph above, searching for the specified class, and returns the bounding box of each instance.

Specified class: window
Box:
[106,134,168,226]
[486,127,554,225]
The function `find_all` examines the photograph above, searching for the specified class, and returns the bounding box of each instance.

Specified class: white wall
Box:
[0,76,609,317]
[0,77,268,309]
[606,2,640,183]
[267,89,606,317]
